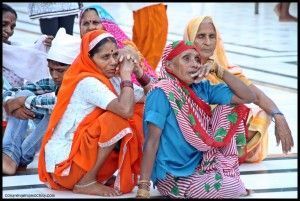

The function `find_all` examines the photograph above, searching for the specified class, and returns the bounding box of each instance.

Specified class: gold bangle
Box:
[215,64,225,79]
[136,188,150,198]
[138,179,150,184]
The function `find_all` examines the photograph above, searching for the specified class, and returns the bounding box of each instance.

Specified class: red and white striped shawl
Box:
[150,43,249,152]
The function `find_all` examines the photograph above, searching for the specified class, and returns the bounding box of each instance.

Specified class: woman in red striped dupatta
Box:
[136,40,255,198]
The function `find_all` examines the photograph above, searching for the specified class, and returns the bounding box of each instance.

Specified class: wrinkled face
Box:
[2,11,16,44]
[194,20,216,62]
[80,9,104,38]
[48,60,69,86]
[167,49,201,85]
[91,41,119,78]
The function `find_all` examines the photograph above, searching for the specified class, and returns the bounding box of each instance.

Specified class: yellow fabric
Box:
[245,104,271,163]
[184,16,271,162]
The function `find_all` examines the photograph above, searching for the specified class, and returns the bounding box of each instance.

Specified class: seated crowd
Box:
[2,3,294,199]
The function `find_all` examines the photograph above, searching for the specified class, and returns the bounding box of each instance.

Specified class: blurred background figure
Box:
[28,3,81,36]
[128,3,168,71]
[274,2,297,22]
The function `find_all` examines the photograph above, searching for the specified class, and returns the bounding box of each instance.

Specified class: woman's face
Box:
[193,20,216,62]
[167,49,201,85]
[2,11,16,44]
[80,9,104,38]
[91,40,119,78]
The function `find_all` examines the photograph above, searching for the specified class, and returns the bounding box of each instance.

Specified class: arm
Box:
[134,62,152,94]
[137,123,161,198]
[20,79,57,95]
[24,94,56,114]
[222,70,256,104]
[106,52,136,119]
[249,84,294,154]
[5,96,35,120]
[194,61,255,104]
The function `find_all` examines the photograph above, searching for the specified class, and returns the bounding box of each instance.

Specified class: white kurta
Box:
[44,77,143,174]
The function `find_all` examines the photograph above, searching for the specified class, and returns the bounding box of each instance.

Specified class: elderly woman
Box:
[136,40,255,198]
[79,4,157,85]
[38,30,152,196]
[183,16,294,163]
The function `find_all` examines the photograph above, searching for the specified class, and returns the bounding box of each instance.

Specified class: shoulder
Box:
[147,88,169,104]
[78,77,102,85]
[191,80,211,90]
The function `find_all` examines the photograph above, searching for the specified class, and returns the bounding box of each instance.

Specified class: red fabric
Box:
[166,41,199,61]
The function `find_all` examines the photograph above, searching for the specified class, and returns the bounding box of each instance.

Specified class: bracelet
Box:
[136,188,150,198]
[271,110,284,122]
[215,64,225,79]
[120,80,133,89]
[138,179,151,184]
[137,72,151,87]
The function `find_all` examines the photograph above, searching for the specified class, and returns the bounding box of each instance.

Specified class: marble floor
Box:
[3,2,298,199]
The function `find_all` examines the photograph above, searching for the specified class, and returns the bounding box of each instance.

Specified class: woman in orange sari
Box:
[183,16,294,163]
[38,29,152,196]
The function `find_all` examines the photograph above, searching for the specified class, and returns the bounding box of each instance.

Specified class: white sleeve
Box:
[133,83,144,102]
[110,77,144,103]
[77,77,117,110]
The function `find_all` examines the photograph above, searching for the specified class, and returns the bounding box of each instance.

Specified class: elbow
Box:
[246,91,257,103]
[119,107,134,119]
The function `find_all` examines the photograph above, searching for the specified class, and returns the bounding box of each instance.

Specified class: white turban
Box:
[47,28,81,65]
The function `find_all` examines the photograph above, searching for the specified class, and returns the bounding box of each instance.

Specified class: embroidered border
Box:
[98,127,132,147]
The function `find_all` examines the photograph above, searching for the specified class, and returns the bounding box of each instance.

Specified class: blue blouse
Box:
[143,80,233,184]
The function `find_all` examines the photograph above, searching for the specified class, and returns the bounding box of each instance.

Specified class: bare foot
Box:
[273,3,281,17]
[105,175,116,187]
[73,180,122,196]
[3,154,17,175]
[241,189,253,197]
[279,14,298,22]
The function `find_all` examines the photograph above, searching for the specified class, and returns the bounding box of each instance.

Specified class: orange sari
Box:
[132,4,168,70]
[38,30,143,193]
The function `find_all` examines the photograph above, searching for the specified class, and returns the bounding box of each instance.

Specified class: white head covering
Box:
[3,35,50,82]
[47,28,81,65]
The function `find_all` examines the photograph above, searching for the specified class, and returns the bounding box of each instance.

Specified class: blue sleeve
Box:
[192,80,233,105]
[207,82,233,104]
[144,88,171,130]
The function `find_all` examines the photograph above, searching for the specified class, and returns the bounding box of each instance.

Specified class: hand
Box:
[117,48,137,79]
[133,62,144,79]
[191,60,213,84]
[4,97,27,115]
[208,60,225,79]
[122,45,142,75]
[274,115,294,154]
[43,35,54,47]
[11,107,35,120]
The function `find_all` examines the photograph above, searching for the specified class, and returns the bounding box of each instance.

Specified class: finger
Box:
[274,126,280,146]
[282,139,288,155]
[19,109,31,119]
[204,66,211,77]
[119,55,124,62]
[18,111,28,119]
[23,109,35,118]
[198,69,205,78]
